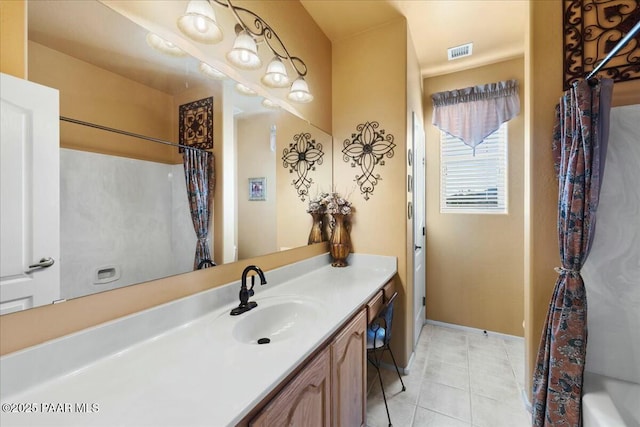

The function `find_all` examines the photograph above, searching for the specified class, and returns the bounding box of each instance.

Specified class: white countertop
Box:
[0,254,396,427]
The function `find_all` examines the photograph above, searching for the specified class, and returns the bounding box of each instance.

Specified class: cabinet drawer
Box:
[366,290,383,324]
[382,280,395,301]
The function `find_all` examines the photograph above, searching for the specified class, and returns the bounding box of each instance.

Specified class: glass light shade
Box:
[287,77,314,103]
[261,57,290,88]
[177,0,223,44]
[235,83,257,96]
[145,33,188,57]
[226,31,262,70]
[261,98,281,109]
[199,62,226,80]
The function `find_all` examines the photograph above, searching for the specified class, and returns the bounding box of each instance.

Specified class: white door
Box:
[1,73,60,314]
[412,112,426,346]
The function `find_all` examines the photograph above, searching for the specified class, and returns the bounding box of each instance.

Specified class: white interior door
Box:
[1,73,60,314]
[413,112,426,346]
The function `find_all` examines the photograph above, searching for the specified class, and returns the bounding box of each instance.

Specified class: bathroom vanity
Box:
[0,254,396,426]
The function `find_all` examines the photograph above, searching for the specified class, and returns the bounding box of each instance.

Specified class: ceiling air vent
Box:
[448,43,473,61]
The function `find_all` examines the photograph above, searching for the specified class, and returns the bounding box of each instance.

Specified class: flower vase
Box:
[329,213,351,267]
[307,212,326,245]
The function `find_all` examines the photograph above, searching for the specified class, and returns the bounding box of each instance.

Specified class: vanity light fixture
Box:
[226,29,262,70]
[177,0,313,103]
[287,77,314,103]
[177,0,223,44]
[261,98,281,109]
[261,57,290,88]
[199,62,227,80]
[235,82,258,96]
[146,33,188,57]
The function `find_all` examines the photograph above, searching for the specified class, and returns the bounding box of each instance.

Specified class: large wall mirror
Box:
[11,0,332,312]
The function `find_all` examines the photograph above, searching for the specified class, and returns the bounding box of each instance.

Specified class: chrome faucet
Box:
[230,265,267,316]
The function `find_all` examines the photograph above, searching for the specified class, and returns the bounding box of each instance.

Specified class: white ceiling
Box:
[300,0,528,77]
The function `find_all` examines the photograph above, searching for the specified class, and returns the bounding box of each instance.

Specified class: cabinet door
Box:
[331,309,367,427]
[250,346,331,427]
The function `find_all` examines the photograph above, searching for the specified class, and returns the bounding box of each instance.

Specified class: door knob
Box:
[25,257,54,273]
[415,245,422,250]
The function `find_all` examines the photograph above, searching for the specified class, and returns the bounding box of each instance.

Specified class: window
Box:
[440,123,507,213]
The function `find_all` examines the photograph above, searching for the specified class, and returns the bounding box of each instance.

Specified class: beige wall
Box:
[333,19,411,365]
[0,0,26,78]
[28,41,177,164]
[423,58,525,337]
[276,113,333,252]
[237,113,278,259]
[524,0,640,397]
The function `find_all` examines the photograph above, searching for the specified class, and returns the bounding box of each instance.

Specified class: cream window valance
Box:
[432,79,520,152]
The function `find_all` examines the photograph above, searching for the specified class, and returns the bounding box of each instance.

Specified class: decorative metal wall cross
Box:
[342,121,395,200]
[281,132,324,201]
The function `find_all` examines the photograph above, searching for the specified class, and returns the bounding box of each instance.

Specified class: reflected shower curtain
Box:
[532,78,613,427]
[183,148,215,270]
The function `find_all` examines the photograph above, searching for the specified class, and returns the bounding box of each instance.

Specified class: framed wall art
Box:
[179,97,214,152]
[248,177,266,201]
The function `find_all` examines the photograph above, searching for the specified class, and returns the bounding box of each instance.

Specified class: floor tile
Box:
[470,393,530,427]
[413,407,472,427]
[417,381,471,423]
[367,393,416,427]
[428,345,469,369]
[469,371,522,407]
[423,359,470,390]
[368,365,421,407]
[367,324,528,427]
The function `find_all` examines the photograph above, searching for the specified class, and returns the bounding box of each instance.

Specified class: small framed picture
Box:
[248,177,266,201]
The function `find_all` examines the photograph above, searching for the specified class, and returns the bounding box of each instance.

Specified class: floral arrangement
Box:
[307,191,353,217]
[326,194,352,216]
[306,191,330,214]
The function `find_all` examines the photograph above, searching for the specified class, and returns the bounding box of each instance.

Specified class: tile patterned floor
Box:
[366,323,531,427]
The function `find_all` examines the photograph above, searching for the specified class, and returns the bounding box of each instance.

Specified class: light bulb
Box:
[194,15,208,33]
[240,50,250,64]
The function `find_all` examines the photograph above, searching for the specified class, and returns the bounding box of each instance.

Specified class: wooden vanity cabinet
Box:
[247,281,395,427]
[250,346,331,427]
[249,309,367,427]
[331,309,367,427]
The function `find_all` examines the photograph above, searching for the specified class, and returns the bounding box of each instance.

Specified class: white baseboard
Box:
[425,319,524,342]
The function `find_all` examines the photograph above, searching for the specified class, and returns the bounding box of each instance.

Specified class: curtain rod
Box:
[586,20,640,81]
[59,116,210,153]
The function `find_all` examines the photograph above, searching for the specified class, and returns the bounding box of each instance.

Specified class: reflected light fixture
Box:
[235,82,257,96]
[261,57,290,88]
[146,33,188,57]
[287,77,314,103]
[199,62,227,80]
[261,98,281,109]
[177,0,313,103]
[226,29,262,70]
[177,0,223,44]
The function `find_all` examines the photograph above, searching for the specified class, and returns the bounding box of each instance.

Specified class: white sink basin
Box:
[231,298,323,345]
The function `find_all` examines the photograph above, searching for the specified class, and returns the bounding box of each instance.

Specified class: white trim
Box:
[425,319,524,342]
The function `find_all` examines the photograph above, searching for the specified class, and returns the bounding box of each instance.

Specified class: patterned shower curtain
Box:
[183,148,215,270]
[532,78,613,427]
